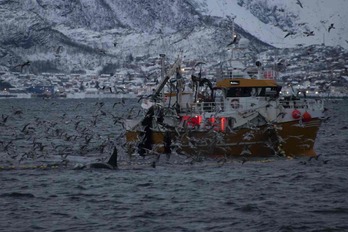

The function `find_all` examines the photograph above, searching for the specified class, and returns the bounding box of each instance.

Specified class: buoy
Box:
[302,111,312,122]
[292,109,301,119]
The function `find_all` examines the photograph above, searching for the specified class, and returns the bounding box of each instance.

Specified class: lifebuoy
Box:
[292,109,301,119]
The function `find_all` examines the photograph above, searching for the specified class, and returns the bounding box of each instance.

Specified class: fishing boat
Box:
[125,57,324,158]
[125,21,325,159]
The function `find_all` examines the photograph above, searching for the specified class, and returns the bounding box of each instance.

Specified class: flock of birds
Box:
[0,99,136,170]
[0,98,227,170]
[4,0,335,169]
[0,95,331,171]
[11,0,346,74]
[282,0,337,40]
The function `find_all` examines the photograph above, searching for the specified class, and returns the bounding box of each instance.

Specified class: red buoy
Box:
[292,109,301,119]
[302,111,312,122]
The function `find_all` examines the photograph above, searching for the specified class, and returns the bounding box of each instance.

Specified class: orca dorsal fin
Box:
[107,146,118,168]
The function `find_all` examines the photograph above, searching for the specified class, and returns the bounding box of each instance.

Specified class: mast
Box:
[152,56,181,101]
[159,54,166,102]
[229,15,236,78]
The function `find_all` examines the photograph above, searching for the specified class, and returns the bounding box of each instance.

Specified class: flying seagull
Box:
[98,49,106,55]
[328,23,335,32]
[56,45,63,54]
[14,61,31,73]
[303,31,314,37]
[296,0,303,8]
[284,31,296,38]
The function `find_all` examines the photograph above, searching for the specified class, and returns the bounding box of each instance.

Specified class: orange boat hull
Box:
[125,118,321,158]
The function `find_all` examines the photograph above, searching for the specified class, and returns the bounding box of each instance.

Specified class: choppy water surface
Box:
[0,98,347,232]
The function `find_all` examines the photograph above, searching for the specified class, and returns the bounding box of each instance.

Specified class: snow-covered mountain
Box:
[198,0,348,48]
[0,0,347,74]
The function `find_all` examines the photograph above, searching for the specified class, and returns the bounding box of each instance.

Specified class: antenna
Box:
[231,15,236,33]
[229,15,236,73]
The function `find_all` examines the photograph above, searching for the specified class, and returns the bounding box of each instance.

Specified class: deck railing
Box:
[183,98,324,114]
[280,98,324,111]
[182,102,224,113]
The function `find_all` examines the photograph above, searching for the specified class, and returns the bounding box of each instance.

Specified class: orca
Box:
[74,147,118,170]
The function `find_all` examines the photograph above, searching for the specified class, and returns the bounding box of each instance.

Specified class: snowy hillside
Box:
[195,0,348,48]
[0,0,347,74]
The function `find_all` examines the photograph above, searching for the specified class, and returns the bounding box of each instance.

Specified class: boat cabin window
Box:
[264,87,277,97]
[226,87,254,97]
[256,87,280,97]
[263,87,281,97]
[225,87,280,97]
[226,87,262,97]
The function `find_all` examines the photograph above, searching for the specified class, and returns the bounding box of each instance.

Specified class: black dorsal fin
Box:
[107,146,118,168]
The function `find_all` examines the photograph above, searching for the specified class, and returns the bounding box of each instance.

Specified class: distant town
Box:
[1,52,348,99]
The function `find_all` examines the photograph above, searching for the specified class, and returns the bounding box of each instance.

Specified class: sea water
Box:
[0,98,347,232]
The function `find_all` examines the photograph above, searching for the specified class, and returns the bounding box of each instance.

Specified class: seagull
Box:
[217,156,227,167]
[284,31,296,38]
[276,112,287,118]
[1,114,9,123]
[3,141,13,152]
[303,31,314,37]
[98,49,106,55]
[112,102,121,108]
[328,23,335,32]
[308,154,321,161]
[240,145,252,156]
[56,45,63,54]
[307,47,313,54]
[227,34,240,46]
[115,87,127,94]
[21,123,31,133]
[14,61,31,73]
[14,110,23,116]
[296,0,303,8]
